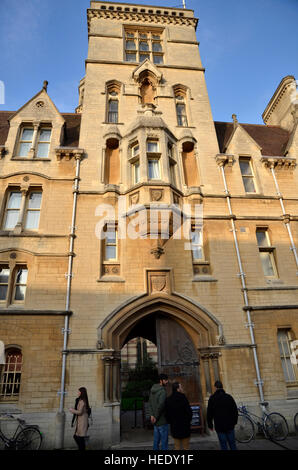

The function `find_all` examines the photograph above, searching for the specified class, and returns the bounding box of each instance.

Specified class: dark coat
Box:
[165,391,193,439]
[207,388,238,433]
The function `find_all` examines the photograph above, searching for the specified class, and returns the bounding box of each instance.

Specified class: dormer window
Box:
[36,128,51,158]
[16,124,52,158]
[18,128,34,157]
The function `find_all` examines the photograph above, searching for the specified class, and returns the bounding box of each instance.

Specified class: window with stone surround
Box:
[0,264,28,306]
[239,157,256,193]
[173,85,189,127]
[0,347,23,402]
[256,227,278,278]
[147,139,161,180]
[101,223,120,278]
[106,81,121,124]
[277,329,298,383]
[16,125,52,158]
[191,229,204,261]
[124,29,163,64]
[2,188,42,231]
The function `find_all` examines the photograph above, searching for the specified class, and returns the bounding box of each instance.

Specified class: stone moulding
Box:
[87,9,198,33]
[261,156,296,169]
[55,147,84,162]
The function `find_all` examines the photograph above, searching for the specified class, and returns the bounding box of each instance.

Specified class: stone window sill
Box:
[11,157,51,161]
[97,277,125,283]
[192,276,218,282]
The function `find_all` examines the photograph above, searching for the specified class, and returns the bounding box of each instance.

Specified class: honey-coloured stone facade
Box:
[0,1,297,449]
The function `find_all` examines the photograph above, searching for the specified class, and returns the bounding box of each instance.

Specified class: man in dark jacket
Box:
[165,382,193,450]
[207,380,238,450]
[148,373,169,450]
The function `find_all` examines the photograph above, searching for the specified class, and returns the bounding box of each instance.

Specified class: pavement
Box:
[111,427,298,451]
[112,410,298,451]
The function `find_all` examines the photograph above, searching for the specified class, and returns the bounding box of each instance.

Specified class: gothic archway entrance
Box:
[97,292,224,444]
[120,312,203,442]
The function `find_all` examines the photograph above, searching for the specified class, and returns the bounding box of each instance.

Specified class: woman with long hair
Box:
[69,387,90,451]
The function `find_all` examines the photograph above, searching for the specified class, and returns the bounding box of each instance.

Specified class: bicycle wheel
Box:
[15,426,42,450]
[264,412,289,441]
[294,412,298,433]
[235,413,255,443]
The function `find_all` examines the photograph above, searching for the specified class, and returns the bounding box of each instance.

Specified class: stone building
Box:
[0,1,297,449]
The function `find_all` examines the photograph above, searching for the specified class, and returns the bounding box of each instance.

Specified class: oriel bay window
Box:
[17,124,52,158]
[3,189,42,231]
[0,264,28,306]
[147,140,161,180]
[129,142,140,185]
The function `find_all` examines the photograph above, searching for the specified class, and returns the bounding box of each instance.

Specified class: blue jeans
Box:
[153,424,169,450]
[217,429,237,450]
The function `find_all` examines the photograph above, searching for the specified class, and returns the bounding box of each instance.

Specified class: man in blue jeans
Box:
[207,380,238,450]
[148,373,169,450]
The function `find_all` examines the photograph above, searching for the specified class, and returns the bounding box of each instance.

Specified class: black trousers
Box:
[73,434,86,451]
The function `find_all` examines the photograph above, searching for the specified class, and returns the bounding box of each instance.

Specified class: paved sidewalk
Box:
[111,428,298,451]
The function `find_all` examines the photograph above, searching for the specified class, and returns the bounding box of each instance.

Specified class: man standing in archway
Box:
[148,373,169,450]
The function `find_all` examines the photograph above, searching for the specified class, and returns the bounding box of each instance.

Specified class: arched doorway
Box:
[97,292,224,443]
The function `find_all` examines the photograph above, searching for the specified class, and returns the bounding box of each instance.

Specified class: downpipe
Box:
[55,154,82,449]
[219,163,266,407]
[270,165,298,270]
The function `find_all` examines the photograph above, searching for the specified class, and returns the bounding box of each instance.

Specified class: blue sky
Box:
[0,0,297,124]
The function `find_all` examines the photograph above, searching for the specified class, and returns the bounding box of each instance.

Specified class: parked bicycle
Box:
[0,413,42,450]
[235,403,289,443]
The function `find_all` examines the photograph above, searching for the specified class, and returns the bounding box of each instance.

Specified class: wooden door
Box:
[156,315,202,403]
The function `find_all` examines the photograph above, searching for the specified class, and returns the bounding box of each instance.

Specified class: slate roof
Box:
[0,111,291,156]
[214,121,290,156]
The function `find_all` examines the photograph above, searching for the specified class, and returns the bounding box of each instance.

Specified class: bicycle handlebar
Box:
[0,413,25,424]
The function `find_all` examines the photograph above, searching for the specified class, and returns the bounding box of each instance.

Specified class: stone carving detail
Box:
[104,264,120,275]
[173,193,180,205]
[36,101,45,108]
[129,192,139,205]
[147,270,170,295]
[150,189,163,201]
[151,275,166,292]
[176,340,198,365]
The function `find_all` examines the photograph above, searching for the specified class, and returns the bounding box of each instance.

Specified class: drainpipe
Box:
[218,160,266,407]
[269,162,298,271]
[55,153,82,449]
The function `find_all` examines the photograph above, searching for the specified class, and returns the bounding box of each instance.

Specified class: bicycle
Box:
[235,403,289,443]
[0,413,42,450]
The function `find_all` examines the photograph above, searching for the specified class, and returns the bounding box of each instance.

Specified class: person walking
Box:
[148,373,169,450]
[69,387,90,451]
[165,382,193,450]
[207,380,238,450]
